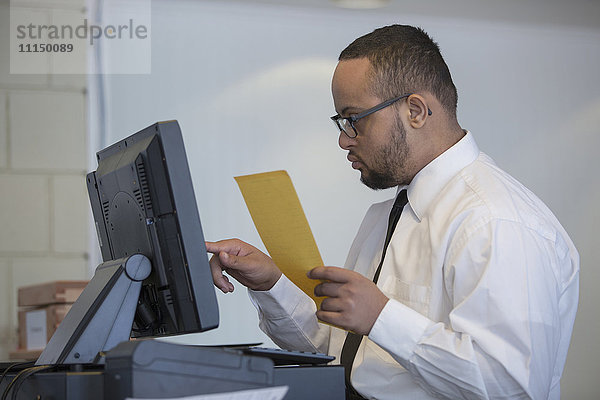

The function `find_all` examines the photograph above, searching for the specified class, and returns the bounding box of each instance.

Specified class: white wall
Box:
[94,1,600,398]
[0,0,89,359]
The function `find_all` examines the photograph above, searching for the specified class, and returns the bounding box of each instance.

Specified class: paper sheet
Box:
[126,385,288,400]
[25,309,47,350]
[235,170,324,307]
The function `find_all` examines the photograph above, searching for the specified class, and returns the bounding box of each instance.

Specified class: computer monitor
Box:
[88,120,218,336]
[36,121,219,365]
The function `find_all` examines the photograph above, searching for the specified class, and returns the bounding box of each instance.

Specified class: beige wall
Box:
[0,1,89,359]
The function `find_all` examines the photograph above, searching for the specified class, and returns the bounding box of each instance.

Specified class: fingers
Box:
[315,289,354,326]
[205,239,244,256]
[308,266,354,283]
[205,239,247,293]
[310,266,390,334]
[209,253,235,293]
[315,310,348,329]
[316,298,361,332]
[205,240,223,254]
[219,250,243,269]
[205,239,282,292]
[314,281,343,297]
[319,296,344,312]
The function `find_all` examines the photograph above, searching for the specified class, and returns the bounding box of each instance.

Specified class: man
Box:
[206,25,579,399]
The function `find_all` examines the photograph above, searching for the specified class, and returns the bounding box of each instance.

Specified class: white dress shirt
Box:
[249,132,579,400]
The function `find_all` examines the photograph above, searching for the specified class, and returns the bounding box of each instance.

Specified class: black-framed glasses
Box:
[330,93,432,138]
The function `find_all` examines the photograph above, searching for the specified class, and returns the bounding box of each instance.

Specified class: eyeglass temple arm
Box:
[351,94,432,121]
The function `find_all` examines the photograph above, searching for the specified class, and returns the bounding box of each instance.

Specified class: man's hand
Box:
[309,266,389,335]
[205,239,282,293]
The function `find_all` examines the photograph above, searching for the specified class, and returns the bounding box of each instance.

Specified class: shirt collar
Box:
[403,131,479,221]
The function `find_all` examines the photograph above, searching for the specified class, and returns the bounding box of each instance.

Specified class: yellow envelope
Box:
[235,170,324,307]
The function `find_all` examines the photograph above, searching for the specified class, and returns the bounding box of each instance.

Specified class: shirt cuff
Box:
[248,274,310,319]
[368,298,433,361]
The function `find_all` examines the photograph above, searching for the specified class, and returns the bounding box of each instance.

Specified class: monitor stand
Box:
[35,254,151,366]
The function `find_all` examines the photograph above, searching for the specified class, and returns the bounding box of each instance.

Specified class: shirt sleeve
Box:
[368,218,579,400]
[248,274,331,353]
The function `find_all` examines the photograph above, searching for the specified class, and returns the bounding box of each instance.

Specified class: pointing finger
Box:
[205,240,237,255]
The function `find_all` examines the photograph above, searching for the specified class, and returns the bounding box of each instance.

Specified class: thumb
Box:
[209,253,234,293]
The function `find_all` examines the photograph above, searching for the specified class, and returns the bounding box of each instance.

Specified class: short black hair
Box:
[339,25,458,115]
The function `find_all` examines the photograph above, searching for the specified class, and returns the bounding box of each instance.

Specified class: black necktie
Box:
[340,189,408,399]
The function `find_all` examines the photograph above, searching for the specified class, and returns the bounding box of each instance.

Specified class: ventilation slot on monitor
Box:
[136,161,153,211]
[102,201,110,226]
[133,188,144,210]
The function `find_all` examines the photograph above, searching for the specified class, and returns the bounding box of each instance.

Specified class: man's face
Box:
[331,58,411,189]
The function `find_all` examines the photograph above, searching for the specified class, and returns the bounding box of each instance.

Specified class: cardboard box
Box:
[18,280,88,307]
[18,304,72,350]
[9,348,43,361]
[14,280,88,355]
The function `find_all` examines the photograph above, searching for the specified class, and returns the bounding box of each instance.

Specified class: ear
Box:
[406,94,430,129]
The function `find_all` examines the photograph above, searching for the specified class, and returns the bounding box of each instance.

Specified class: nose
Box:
[338,130,354,150]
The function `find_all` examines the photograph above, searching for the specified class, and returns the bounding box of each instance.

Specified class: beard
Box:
[359,117,409,190]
